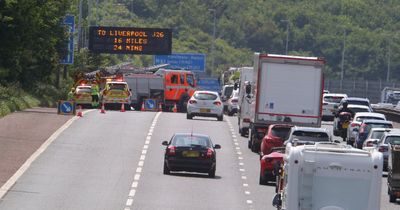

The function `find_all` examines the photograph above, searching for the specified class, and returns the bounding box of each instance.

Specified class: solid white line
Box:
[0,110,93,200]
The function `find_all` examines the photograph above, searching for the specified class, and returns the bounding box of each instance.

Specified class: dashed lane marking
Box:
[226,118,255,208]
[124,112,161,209]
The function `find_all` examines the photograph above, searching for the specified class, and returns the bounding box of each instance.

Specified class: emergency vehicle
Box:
[73,85,92,107]
[124,69,196,111]
[273,142,382,210]
[100,78,131,110]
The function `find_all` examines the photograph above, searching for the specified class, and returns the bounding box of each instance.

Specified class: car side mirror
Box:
[162,141,168,146]
[214,144,221,149]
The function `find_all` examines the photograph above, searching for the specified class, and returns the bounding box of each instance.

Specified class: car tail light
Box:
[366,142,373,147]
[167,146,176,155]
[189,100,197,104]
[378,146,388,152]
[243,118,250,123]
[206,148,213,158]
[231,99,238,103]
[213,101,221,106]
[351,123,358,127]
[257,128,266,133]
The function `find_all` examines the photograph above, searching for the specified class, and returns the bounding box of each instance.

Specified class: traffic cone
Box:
[172,103,177,113]
[100,103,106,114]
[140,102,145,111]
[77,105,83,117]
[158,103,163,112]
[120,103,125,112]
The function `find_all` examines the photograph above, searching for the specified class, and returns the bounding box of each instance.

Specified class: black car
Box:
[162,133,221,177]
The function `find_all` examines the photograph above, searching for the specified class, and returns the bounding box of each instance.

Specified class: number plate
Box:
[182,151,200,157]
[200,108,210,113]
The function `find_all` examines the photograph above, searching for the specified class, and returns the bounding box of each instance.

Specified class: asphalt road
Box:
[0,111,398,210]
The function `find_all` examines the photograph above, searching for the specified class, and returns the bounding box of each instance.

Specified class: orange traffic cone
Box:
[158,103,163,112]
[140,102,145,111]
[172,103,177,113]
[120,103,125,112]
[100,103,106,114]
[77,105,83,117]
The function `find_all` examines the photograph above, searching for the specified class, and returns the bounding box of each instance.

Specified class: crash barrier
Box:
[374,108,400,123]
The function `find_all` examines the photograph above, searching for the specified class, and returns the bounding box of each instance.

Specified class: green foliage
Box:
[0,85,40,117]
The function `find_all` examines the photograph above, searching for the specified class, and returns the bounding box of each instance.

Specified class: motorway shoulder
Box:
[0,108,73,187]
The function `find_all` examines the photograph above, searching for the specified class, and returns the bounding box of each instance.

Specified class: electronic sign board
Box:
[88,26,172,55]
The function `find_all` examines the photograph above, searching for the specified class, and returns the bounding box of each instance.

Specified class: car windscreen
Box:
[324,96,344,103]
[108,83,127,90]
[172,135,211,148]
[384,136,400,144]
[292,131,330,142]
[370,131,385,139]
[76,87,91,93]
[366,124,393,133]
[224,87,233,97]
[194,92,218,100]
[348,100,370,107]
[271,127,292,140]
[356,116,384,122]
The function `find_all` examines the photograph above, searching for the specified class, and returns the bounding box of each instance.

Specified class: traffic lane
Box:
[321,120,400,209]
[131,113,249,210]
[0,108,72,187]
[0,111,157,210]
[225,116,276,210]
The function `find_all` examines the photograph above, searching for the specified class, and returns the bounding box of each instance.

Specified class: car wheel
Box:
[163,162,170,175]
[217,115,223,121]
[389,192,397,203]
[251,142,258,153]
[186,113,193,119]
[208,167,216,178]
[239,127,242,134]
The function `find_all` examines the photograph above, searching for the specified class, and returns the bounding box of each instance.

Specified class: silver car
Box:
[284,126,333,146]
[346,112,386,145]
[187,91,224,121]
[378,130,400,171]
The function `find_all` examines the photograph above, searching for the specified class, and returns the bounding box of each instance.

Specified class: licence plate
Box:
[182,151,200,158]
[200,108,210,113]
[342,122,349,129]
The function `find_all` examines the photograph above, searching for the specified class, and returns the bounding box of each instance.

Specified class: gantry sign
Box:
[88,26,172,55]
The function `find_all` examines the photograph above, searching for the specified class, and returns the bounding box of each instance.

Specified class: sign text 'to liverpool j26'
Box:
[88,26,172,55]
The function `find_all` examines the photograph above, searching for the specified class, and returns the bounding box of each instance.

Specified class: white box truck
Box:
[247,53,324,152]
[237,67,254,137]
[273,143,383,210]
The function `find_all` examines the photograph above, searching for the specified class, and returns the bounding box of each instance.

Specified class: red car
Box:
[259,147,285,185]
[259,124,293,158]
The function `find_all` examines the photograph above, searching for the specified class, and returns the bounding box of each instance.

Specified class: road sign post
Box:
[60,15,75,65]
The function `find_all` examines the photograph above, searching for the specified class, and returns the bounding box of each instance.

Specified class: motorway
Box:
[0,111,399,210]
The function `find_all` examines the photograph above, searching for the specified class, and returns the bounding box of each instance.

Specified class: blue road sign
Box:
[197,78,221,92]
[58,100,75,115]
[61,15,74,64]
[144,99,157,110]
[154,53,206,72]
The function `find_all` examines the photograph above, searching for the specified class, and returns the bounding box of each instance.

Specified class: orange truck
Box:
[124,69,197,111]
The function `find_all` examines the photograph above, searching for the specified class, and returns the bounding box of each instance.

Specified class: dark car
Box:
[260,124,293,158]
[162,133,221,177]
[355,119,393,149]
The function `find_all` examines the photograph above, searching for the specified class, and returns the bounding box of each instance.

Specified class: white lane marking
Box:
[129,189,136,197]
[126,198,134,206]
[226,118,254,208]
[124,112,161,209]
[131,182,138,188]
[0,109,94,200]
[134,174,140,181]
